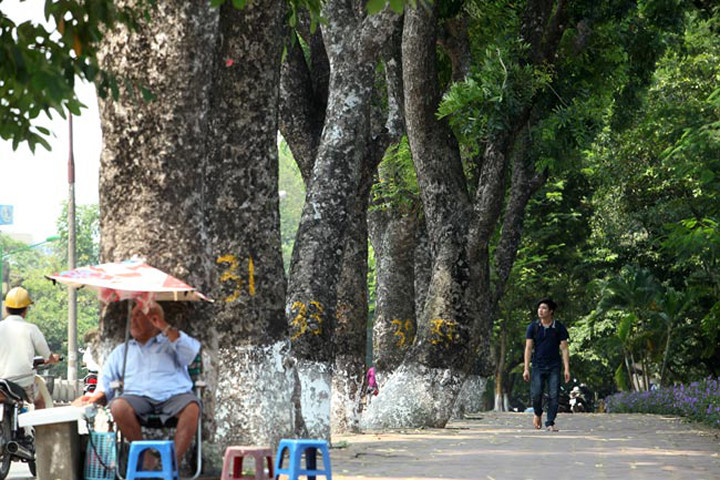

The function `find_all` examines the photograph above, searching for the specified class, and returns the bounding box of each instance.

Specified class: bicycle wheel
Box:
[0,411,12,480]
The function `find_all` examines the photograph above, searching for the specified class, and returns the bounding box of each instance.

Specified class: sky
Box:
[0,0,102,243]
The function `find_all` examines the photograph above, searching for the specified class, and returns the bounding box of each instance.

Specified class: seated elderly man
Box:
[81,301,201,464]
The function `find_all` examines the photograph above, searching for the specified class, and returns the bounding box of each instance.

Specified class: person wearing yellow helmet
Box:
[0,286,60,409]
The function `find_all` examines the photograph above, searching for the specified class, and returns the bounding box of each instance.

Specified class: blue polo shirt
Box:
[526,319,568,368]
[99,330,200,402]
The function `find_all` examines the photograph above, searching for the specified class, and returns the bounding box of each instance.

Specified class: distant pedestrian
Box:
[365,366,379,404]
[522,298,570,432]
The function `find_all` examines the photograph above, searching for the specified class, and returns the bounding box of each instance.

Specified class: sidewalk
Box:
[9,412,720,480]
[330,411,720,480]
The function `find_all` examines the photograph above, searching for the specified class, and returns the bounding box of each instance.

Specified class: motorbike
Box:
[0,356,55,480]
[81,347,99,395]
[569,383,593,413]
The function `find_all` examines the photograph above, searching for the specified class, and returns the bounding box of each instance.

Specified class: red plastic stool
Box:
[222,446,274,480]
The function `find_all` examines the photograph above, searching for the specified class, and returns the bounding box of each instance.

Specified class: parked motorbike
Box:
[83,368,98,395]
[569,383,593,413]
[0,356,55,480]
[81,347,99,395]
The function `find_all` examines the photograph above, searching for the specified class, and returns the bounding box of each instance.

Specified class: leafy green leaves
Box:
[366,0,415,15]
[0,0,153,152]
[371,136,421,214]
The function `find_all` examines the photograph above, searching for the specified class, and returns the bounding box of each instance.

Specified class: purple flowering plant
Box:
[605,377,720,428]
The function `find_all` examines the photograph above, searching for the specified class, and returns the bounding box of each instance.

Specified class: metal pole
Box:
[119,300,132,395]
[67,112,78,381]
[0,243,4,311]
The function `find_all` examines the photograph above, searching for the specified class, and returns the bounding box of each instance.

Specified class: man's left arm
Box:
[159,325,200,366]
[560,340,570,383]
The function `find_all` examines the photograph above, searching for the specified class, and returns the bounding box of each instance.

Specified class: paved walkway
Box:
[8,412,720,479]
[331,412,720,480]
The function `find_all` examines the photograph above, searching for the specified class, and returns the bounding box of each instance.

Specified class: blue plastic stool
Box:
[126,440,179,480]
[274,439,332,480]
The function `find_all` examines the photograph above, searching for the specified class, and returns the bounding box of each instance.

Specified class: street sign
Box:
[0,205,13,225]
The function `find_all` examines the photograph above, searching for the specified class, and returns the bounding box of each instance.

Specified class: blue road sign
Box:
[0,205,13,225]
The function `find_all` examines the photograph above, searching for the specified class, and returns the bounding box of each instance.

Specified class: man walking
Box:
[523,298,570,431]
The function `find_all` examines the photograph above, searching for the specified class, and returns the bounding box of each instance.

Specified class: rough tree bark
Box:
[331,160,375,433]
[279,10,403,435]
[365,17,418,382]
[278,20,329,182]
[96,0,219,464]
[363,0,566,429]
[332,58,405,431]
[369,211,417,375]
[285,0,399,439]
[204,0,292,452]
[363,3,477,429]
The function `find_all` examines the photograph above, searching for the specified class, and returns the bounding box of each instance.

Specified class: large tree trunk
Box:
[278,21,329,182]
[364,0,567,429]
[362,3,477,429]
[96,0,219,466]
[369,211,417,375]
[331,167,374,434]
[367,19,412,381]
[286,1,399,439]
[332,49,403,432]
[413,220,431,319]
[332,21,405,432]
[204,0,292,452]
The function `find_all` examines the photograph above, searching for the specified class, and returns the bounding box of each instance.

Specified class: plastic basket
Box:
[84,431,117,480]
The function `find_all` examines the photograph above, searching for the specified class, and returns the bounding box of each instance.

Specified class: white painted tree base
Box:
[331,355,363,434]
[451,375,487,418]
[214,342,295,447]
[296,359,332,440]
[360,363,465,429]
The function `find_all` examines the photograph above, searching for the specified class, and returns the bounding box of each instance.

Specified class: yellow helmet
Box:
[5,286,33,309]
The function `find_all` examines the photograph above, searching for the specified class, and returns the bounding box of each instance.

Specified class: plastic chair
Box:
[221,446,274,480]
[274,439,332,480]
[125,440,179,480]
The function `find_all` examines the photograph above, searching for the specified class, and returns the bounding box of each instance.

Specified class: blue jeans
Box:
[531,364,560,426]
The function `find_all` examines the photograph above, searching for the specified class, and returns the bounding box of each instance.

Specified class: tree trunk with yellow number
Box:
[285,0,399,439]
[203,0,293,451]
[368,210,418,377]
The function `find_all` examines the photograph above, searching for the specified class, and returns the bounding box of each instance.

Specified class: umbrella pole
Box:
[119,300,132,395]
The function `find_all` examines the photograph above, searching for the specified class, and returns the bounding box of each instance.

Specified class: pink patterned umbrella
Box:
[46,259,211,304]
[47,259,211,391]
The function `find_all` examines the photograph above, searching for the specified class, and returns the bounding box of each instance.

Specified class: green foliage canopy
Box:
[0,0,152,152]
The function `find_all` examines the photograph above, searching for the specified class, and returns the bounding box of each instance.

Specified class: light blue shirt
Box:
[100,331,200,402]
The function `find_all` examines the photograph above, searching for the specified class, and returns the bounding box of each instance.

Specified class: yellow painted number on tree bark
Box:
[290,301,324,340]
[217,254,256,302]
[391,319,414,347]
[429,318,459,345]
